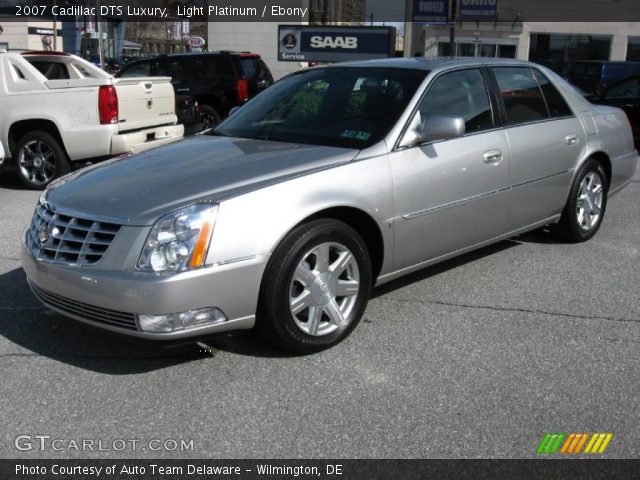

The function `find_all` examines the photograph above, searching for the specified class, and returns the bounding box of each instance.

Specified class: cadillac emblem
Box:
[38,222,50,247]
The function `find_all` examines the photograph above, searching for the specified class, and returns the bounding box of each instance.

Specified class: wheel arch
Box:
[588,151,612,187]
[296,206,385,283]
[7,119,68,159]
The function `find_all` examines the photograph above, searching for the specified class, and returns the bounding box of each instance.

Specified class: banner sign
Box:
[278,25,396,63]
[412,0,449,24]
[459,0,498,20]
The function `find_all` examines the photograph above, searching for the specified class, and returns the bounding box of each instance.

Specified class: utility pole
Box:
[449,0,457,56]
[52,0,57,51]
[97,0,104,69]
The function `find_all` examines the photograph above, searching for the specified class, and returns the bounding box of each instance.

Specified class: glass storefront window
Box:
[478,44,496,57]
[457,43,476,57]
[437,41,516,58]
[498,44,516,58]
[529,33,612,74]
[627,37,640,61]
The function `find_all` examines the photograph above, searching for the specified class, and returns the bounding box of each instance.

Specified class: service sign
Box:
[459,0,498,20]
[412,0,449,24]
[278,25,395,63]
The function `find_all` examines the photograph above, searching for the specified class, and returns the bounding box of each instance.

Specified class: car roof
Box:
[135,51,260,61]
[325,57,535,72]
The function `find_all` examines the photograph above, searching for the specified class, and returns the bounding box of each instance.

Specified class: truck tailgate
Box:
[112,77,177,132]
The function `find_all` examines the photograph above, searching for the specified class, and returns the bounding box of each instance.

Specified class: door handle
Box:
[483,149,503,164]
[565,134,579,145]
[175,87,190,93]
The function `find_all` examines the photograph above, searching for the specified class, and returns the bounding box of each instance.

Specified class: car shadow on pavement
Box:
[0,232,559,370]
[372,238,521,298]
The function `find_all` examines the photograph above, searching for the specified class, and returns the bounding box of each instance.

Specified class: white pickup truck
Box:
[0,50,184,188]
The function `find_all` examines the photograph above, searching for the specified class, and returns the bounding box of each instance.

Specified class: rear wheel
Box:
[257,219,372,354]
[15,131,69,190]
[553,159,608,242]
[199,105,221,130]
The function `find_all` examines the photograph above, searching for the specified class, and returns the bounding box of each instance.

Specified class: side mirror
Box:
[228,106,240,116]
[399,114,465,148]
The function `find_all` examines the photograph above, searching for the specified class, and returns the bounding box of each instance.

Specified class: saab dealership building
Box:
[209,0,640,79]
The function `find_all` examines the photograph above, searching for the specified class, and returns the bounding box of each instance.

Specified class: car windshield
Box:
[214,67,427,149]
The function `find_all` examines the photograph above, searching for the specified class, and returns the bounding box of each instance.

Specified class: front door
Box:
[390,68,511,271]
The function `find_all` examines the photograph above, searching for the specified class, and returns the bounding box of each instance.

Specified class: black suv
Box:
[117,51,274,129]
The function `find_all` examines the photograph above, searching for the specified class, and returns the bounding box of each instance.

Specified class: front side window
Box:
[492,67,548,125]
[532,69,573,118]
[215,67,427,149]
[418,68,493,134]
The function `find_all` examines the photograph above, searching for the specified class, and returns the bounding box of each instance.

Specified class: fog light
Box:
[137,307,227,333]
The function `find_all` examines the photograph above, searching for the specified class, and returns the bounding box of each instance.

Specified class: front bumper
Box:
[21,234,267,339]
[111,124,184,156]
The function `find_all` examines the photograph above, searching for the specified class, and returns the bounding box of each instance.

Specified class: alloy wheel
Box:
[18,140,56,186]
[289,242,360,336]
[576,171,604,231]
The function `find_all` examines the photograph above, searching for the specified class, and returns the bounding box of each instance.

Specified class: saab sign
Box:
[459,0,498,20]
[278,25,395,63]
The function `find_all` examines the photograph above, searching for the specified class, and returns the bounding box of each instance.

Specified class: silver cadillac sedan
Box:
[22,58,637,353]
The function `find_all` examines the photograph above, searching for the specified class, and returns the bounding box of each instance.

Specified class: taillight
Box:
[98,85,118,125]
[237,79,249,102]
[195,101,200,114]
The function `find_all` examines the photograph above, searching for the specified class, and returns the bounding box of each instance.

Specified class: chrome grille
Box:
[30,283,138,330]
[27,202,121,266]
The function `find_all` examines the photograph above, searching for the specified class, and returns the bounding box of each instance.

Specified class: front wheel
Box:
[553,159,608,242]
[257,219,372,354]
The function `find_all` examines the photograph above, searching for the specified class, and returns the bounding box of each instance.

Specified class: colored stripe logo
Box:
[537,433,613,454]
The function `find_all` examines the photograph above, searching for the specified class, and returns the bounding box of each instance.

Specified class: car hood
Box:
[44,135,358,225]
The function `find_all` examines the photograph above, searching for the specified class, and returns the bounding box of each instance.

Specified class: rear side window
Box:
[120,62,151,77]
[492,67,548,125]
[532,69,573,118]
[239,58,257,79]
[28,61,70,80]
[206,56,236,81]
[418,68,494,134]
[158,61,185,84]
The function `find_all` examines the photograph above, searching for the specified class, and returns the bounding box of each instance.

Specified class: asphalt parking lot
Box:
[0,164,638,459]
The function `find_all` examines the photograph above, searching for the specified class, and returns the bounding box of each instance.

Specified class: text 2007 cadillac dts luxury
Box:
[22,58,638,353]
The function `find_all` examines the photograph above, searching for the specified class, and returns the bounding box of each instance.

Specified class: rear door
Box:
[489,66,584,231]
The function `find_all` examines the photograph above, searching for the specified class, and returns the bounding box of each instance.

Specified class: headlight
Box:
[138,203,218,273]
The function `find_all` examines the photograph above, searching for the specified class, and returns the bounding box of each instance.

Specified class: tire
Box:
[553,158,608,242]
[198,105,222,130]
[257,219,372,354]
[15,131,69,190]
